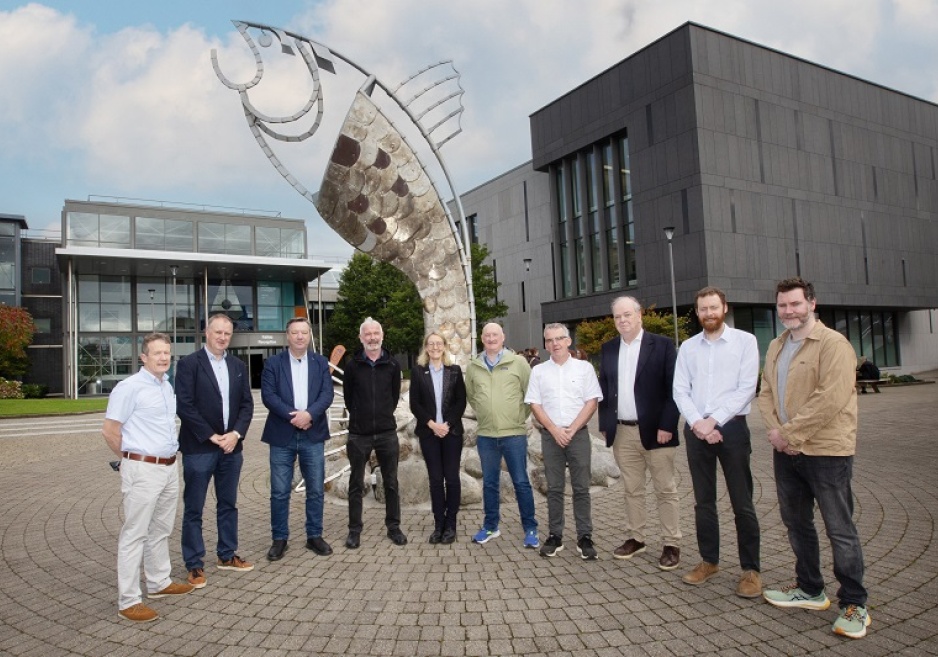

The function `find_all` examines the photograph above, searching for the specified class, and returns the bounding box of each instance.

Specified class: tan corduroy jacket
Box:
[757,321,858,456]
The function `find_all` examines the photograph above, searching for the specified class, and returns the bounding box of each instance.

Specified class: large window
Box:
[257,281,305,331]
[67,213,131,248]
[135,217,194,251]
[198,222,252,256]
[78,275,132,332]
[207,279,254,331]
[256,226,305,258]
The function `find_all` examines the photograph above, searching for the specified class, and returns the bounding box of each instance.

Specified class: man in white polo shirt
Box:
[103,332,194,623]
[526,323,603,560]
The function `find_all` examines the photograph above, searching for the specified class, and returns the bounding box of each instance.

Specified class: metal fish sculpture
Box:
[212,21,476,365]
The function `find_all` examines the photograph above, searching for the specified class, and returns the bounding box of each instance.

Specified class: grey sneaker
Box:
[576,535,598,561]
[832,605,871,639]
[539,534,564,557]
[763,583,831,610]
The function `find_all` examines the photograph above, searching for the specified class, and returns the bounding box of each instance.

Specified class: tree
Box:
[574,306,691,356]
[471,242,508,327]
[0,306,35,379]
[326,253,423,357]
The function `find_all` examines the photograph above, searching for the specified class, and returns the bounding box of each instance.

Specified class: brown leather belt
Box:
[122,451,176,466]
[617,420,638,426]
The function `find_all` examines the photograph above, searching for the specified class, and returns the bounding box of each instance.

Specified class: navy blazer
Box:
[260,349,335,447]
[176,348,254,455]
[597,331,680,450]
[409,364,467,440]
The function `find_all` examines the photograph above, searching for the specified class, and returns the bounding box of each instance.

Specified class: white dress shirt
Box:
[205,346,230,428]
[525,356,603,426]
[672,325,759,426]
[616,329,643,421]
[290,352,308,411]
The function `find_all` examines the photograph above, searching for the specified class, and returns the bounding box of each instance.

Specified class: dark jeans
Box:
[774,452,867,607]
[269,434,325,540]
[684,417,760,571]
[181,450,243,570]
[347,431,401,533]
[419,432,462,530]
[541,427,592,538]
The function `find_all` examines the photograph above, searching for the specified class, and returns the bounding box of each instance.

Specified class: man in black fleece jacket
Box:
[342,317,405,549]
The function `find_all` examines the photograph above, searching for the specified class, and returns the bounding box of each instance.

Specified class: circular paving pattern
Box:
[0,384,936,656]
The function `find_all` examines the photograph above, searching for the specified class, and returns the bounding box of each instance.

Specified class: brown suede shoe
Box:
[736,570,763,598]
[613,539,646,560]
[118,603,159,623]
[658,545,681,571]
[187,568,206,589]
[682,561,720,585]
[149,581,195,598]
[218,555,254,571]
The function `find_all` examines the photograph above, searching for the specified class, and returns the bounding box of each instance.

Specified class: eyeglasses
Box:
[426,341,445,347]
[544,337,569,344]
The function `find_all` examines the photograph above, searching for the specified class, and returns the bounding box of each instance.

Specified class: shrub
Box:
[21,383,48,399]
[0,377,24,399]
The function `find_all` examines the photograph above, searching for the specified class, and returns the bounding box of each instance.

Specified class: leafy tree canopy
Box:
[0,306,35,379]
[575,306,691,356]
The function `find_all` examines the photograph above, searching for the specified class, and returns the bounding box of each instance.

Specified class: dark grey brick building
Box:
[464,22,938,371]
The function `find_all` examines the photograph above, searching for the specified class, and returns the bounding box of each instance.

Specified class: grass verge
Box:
[0,398,110,417]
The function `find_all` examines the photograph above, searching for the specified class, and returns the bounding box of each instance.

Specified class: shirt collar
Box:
[620,329,644,347]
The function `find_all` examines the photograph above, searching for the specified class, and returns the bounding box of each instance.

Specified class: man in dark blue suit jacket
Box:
[598,296,682,571]
[176,314,254,589]
[260,317,335,562]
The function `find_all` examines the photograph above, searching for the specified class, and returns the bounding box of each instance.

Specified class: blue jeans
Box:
[684,417,760,571]
[477,435,537,534]
[181,450,243,570]
[774,452,867,607]
[269,434,325,541]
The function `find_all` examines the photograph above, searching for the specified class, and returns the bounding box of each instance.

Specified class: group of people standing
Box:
[102,275,869,640]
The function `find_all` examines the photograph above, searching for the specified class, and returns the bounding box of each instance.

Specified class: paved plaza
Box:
[1,381,936,656]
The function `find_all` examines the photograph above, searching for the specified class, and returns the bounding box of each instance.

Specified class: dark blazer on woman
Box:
[409,363,467,439]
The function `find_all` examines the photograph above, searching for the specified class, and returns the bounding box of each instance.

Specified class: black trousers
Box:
[347,430,400,533]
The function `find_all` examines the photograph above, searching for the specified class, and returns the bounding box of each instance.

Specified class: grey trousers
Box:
[540,427,592,538]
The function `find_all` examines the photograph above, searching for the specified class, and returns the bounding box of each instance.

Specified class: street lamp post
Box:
[170,265,178,367]
[148,289,156,332]
[523,258,533,352]
[663,227,679,347]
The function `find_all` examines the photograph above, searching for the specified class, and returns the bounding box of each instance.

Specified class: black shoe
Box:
[306,536,333,556]
[345,532,360,550]
[429,529,443,544]
[576,534,598,561]
[388,529,408,546]
[540,534,564,557]
[440,527,457,544]
[266,539,288,561]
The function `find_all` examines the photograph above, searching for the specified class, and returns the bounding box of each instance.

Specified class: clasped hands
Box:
[767,427,800,455]
[691,417,722,444]
[210,431,240,454]
[427,420,450,438]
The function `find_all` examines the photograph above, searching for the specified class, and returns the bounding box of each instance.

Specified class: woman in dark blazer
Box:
[409,332,467,544]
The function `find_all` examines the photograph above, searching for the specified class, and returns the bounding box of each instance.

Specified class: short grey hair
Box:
[611,296,642,314]
[359,316,382,335]
[543,322,570,338]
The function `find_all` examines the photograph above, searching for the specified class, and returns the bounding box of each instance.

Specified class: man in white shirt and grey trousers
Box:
[673,286,762,599]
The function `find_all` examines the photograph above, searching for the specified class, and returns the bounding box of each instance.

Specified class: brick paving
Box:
[1,381,936,656]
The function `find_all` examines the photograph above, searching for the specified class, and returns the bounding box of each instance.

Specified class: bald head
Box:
[480,322,505,357]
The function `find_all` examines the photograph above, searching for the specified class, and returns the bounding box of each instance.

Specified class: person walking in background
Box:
[673,287,762,598]
[103,333,194,623]
[409,332,467,544]
[343,317,406,549]
[261,318,335,562]
[598,296,682,570]
[758,277,870,639]
[175,313,255,590]
[464,322,539,549]
[525,323,602,560]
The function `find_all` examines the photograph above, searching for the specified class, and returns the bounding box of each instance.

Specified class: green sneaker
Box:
[763,583,831,610]
[832,605,871,639]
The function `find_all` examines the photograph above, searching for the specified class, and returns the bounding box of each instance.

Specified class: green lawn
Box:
[0,398,110,417]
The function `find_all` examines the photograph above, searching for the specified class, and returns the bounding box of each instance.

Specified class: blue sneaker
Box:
[472,528,500,544]
[832,605,871,639]
[524,530,540,549]
[763,583,831,610]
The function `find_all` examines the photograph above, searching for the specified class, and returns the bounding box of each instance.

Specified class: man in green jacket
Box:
[465,322,539,549]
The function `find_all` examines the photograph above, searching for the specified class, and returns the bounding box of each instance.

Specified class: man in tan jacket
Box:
[758,277,869,640]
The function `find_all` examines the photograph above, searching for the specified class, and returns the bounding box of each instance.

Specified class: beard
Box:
[700,315,725,333]
[781,312,812,331]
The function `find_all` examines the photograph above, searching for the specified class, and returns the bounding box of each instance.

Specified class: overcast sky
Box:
[2,0,936,260]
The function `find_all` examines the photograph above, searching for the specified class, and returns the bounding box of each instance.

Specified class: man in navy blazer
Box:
[598,296,682,571]
[176,314,255,589]
[260,317,335,562]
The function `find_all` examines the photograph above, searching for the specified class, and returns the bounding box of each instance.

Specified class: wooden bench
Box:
[856,379,887,394]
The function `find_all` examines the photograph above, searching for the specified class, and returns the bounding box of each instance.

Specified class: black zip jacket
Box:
[343,348,402,435]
